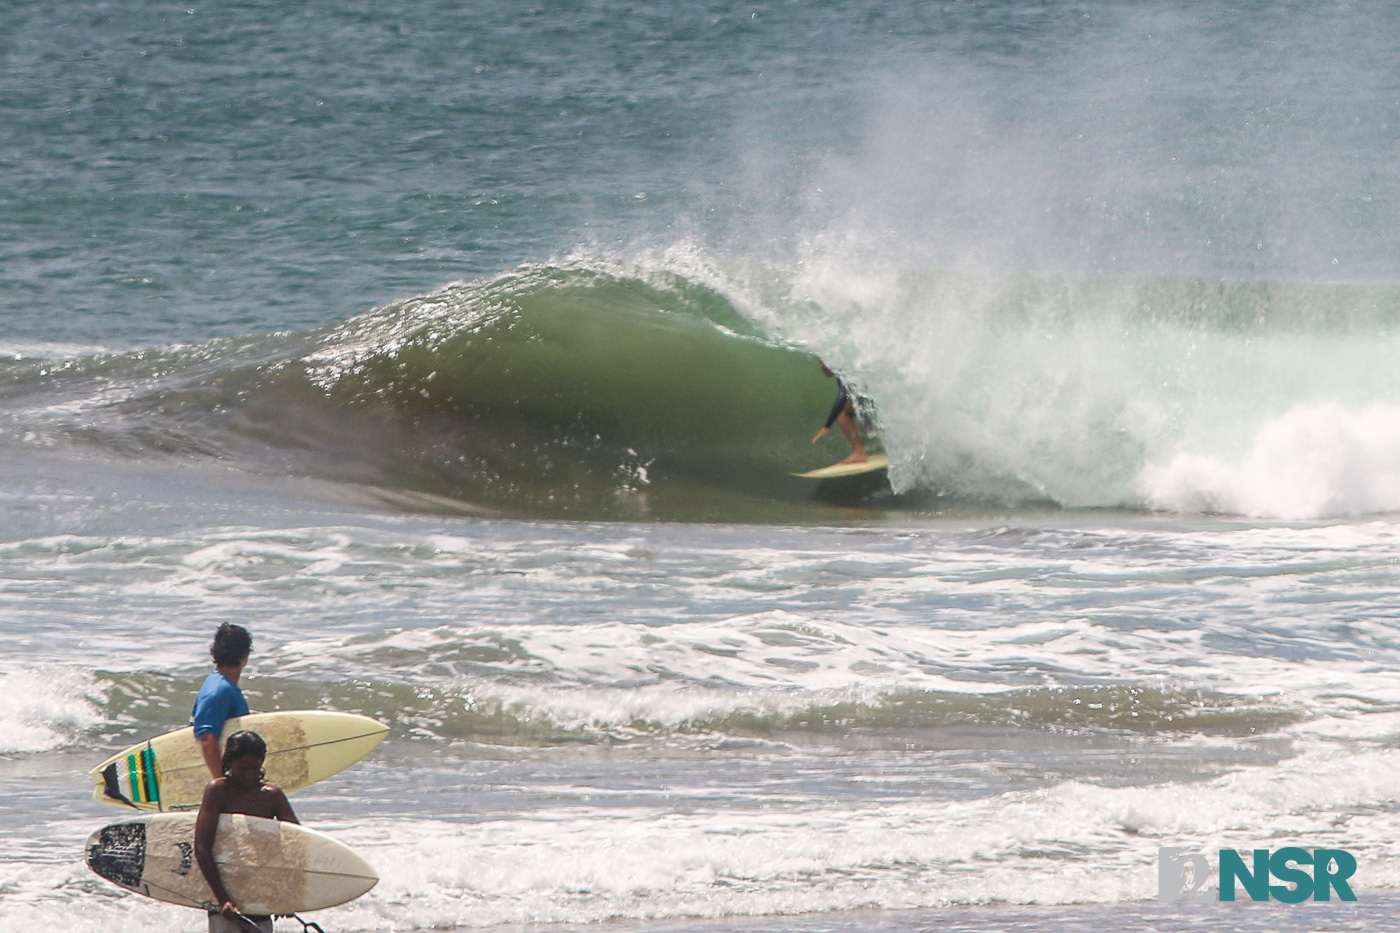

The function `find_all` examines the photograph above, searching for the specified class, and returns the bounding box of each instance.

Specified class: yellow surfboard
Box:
[792,453,889,479]
[87,812,378,913]
[90,710,389,811]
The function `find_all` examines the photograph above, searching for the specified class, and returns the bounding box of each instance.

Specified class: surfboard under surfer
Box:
[192,623,254,779]
[811,361,872,465]
[195,730,299,933]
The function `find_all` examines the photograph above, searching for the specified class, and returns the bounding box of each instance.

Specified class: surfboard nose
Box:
[86,821,147,890]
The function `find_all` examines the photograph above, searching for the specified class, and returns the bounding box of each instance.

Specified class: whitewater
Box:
[5,2,1400,933]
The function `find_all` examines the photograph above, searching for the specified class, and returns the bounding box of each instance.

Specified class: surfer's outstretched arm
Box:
[812,393,848,443]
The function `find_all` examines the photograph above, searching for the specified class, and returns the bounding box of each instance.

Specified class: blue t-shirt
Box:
[190,671,250,738]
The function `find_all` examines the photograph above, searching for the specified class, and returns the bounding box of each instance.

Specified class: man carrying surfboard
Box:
[195,730,298,933]
[193,623,254,779]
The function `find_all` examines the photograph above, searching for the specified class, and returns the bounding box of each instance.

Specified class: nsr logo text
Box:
[1159,847,1357,903]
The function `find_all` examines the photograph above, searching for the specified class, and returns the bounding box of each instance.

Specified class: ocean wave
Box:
[0,261,886,520]
[0,667,104,755]
[84,668,1299,750]
[4,258,1400,520]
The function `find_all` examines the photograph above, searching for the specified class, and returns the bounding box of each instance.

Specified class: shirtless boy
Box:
[194,730,298,933]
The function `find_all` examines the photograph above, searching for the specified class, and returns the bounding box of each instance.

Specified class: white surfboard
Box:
[792,453,889,479]
[86,812,378,914]
[91,710,389,811]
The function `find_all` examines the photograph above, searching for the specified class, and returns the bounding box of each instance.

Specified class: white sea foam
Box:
[619,231,1400,518]
[28,738,1394,933]
[0,341,111,361]
[338,741,1400,921]
[0,841,192,933]
[271,603,1400,739]
[0,667,102,754]
[1138,403,1400,519]
[8,518,1400,718]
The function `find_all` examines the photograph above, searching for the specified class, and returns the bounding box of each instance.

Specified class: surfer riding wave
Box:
[811,361,876,465]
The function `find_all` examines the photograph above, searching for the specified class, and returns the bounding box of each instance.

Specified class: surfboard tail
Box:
[97,763,137,808]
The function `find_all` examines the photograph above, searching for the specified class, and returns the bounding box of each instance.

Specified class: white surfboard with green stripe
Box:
[90,710,389,811]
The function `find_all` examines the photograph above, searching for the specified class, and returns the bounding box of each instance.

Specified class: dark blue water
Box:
[2,0,864,343]
[8,1,1400,349]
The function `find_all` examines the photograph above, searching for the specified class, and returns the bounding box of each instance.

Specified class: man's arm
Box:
[194,780,238,918]
[273,788,299,825]
[199,733,223,779]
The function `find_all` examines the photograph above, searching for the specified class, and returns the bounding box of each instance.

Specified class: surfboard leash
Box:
[233,914,329,933]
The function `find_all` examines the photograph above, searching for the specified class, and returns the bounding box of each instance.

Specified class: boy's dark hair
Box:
[222,730,267,774]
[210,622,252,668]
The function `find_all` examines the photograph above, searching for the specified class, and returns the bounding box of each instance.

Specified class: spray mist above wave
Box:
[738,253,1400,518]
[699,0,1400,519]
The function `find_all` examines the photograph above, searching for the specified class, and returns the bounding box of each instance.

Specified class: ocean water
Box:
[5,1,1400,931]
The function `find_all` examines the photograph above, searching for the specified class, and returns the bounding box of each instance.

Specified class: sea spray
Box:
[739,255,1400,515]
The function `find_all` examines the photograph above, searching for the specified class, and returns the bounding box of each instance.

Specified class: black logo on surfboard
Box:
[173,841,194,876]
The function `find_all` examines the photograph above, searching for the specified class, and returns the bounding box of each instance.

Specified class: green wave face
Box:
[315,266,824,453]
[41,263,861,521]
[291,265,861,518]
